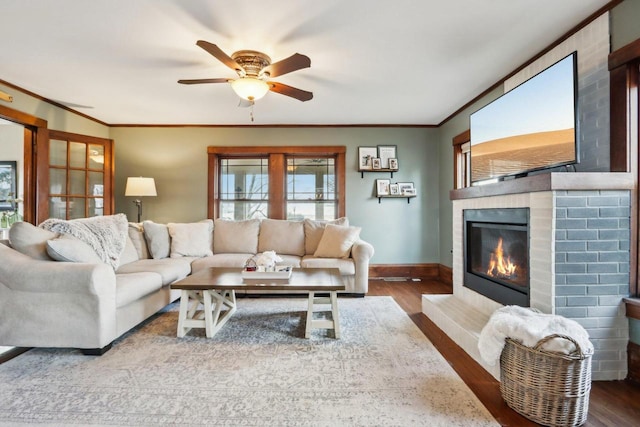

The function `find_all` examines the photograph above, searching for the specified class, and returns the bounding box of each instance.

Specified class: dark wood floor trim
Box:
[369,263,440,279]
[628,341,640,385]
[438,264,452,286]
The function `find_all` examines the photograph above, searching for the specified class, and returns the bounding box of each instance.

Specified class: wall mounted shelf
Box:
[359,169,397,179]
[377,195,416,204]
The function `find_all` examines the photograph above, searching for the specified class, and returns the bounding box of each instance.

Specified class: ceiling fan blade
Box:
[178,78,230,85]
[196,40,244,73]
[268,82,313,102]
[262,53,310,77]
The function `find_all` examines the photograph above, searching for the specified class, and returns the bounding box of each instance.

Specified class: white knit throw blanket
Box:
[40,213,128,270]
[478,305,594,366]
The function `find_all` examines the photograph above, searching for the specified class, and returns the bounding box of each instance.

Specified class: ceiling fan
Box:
[178,40,313,104]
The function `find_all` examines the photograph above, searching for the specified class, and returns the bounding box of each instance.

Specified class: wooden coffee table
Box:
[170,267,345,339]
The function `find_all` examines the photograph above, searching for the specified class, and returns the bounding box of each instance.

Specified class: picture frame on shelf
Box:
[389,158,398,170]
[389,183,400,195]
[372,158,382,170]
[377,145,397,169]
[358,146,378,170]
[376,179,390,196]
[397,182,415,195]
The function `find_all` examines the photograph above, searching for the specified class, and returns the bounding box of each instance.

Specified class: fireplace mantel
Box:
[450,172,634,201]
[427,178,633,380]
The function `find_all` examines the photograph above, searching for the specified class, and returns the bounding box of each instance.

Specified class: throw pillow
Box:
[258,219,305,256]
[142,220,170,259]
[313,224,361,259]
[46,234,103,264]
[213,219,260,254]
[8,221,57,260]
[39,214,128,270]
[168,220,214,258]
[303,217,349,255]
[128,223,150,259]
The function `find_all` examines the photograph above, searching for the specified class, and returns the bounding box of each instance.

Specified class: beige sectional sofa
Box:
[0,216,373,354]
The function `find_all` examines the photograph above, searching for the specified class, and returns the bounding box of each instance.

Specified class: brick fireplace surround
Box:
[423,172,634,381]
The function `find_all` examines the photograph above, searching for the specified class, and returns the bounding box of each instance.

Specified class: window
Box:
[44,130,113,220]
[287,157,336,220]
[219,157,269,220]
[208,146,345,221]
[453,130,471,189]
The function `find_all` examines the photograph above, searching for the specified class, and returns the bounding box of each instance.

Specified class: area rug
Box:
[0,297,499,426]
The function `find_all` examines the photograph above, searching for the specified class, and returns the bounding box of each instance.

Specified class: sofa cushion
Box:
[39,214,129,270]
[115,272,163,308]
[8,221,57,260]
[142,221,170,259]
[168,220,213,258]
[191,253,255,273]
[303,217,349,255]
[213,219,260,254]
[258,219,305,256]
[46,234,104,264]
[128,223,150,260]
[301,256,356,275]
[314,224,361,259]
[116,258,193,286]
[118,236,140,266]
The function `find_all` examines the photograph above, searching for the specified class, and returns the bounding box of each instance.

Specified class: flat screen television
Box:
[470,52,578,183]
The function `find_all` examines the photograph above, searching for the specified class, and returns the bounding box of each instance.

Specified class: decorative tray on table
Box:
[241,266,293,280]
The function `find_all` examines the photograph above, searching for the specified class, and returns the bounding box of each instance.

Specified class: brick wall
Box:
[505,13,610,172]
[555,190,630,380]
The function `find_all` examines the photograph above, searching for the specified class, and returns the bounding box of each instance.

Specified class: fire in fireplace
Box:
[463,208,529,306]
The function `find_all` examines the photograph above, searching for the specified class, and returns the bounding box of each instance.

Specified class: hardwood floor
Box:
[369,278,640,427]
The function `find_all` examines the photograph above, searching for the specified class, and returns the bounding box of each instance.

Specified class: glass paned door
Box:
[41,131,113,221]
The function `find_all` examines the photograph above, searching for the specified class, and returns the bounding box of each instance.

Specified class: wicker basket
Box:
[499,334,592,427]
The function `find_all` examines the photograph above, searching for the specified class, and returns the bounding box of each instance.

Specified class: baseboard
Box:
[438,264,452,286]
[369,263,440,279]
[628,341,640,384]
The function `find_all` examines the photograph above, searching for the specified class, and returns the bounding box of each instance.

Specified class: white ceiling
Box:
[0,0,610,126]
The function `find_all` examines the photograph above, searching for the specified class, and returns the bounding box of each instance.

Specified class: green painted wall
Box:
[110,126,441,264]
[437,88,503,268]
[0,82,109,138]
[610,0,640,50]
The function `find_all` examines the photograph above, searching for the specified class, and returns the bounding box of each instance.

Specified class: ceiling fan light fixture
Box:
[230,77,270,101]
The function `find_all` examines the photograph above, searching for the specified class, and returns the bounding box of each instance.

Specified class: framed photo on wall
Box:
[377,145,397,169]
[376,179,390,196]
[389,158,398,170]
[372,158,382,169]
[397,182,415,195]
[358,146,378,170]
[389,183,400,195]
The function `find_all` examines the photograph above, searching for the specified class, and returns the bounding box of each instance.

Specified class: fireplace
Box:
[463,208,529,306]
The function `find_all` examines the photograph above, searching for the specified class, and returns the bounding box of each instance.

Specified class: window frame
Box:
[207,146,346,220]
[286,155,338,220]
[453,129,471,189]
[41,130,114,222]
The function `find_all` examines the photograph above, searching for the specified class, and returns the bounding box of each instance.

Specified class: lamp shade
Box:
[230,77,270,101]
[125,177,157,197]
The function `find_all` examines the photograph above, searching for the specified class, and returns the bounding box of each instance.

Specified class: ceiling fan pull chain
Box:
[250,102,255,122]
